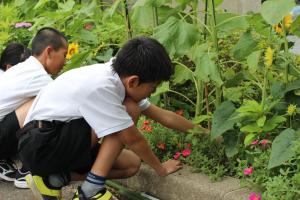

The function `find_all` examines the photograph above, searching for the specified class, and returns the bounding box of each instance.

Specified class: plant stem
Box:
[195,79,204,117]
[211,0,222,107]
[261,66,268,109]
[203,0,211,129]
[123,0,132,39]
[283,24,289,87]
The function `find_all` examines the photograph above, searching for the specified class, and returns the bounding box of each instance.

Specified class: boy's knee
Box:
[127,158,141,177]
[123,97,141,124]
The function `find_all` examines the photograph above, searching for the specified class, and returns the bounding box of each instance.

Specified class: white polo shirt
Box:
[25,60,150,138]
[0,69,4,77]
[0,56,52,121]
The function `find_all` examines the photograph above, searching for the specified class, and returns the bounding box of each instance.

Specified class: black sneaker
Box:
[0,159,16,182]
[14,168,30,189]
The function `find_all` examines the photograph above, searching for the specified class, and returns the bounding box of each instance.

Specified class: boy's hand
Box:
[157,159,183,177]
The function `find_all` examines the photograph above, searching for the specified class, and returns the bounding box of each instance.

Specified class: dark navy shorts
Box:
[18,118,99,176]
[0,111,20,159]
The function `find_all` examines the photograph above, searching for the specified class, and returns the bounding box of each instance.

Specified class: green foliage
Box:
[268,128,298,169]
[260,0,295,25]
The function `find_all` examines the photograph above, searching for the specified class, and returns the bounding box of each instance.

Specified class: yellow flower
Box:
[66,43,79,59]
[287,104,297,116]
[283,14,292,29]
[264,47,273,68]
[273,24,283,35]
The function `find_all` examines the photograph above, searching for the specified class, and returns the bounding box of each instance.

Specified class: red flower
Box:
[243,166,253,175]
[249,192,261,200]
[157,142,166,151]
[84,23,93,30]
[260,139,269,146]
[143,120,150,125]
[186,143,192,148]
[173,152,181,160]
[145,126,152,132]
[182,149,191,157]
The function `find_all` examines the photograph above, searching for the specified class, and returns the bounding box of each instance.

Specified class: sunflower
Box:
[273,24,283,35]
[264,47,273,68]
[66,43,79,59]
[283,14,292,29]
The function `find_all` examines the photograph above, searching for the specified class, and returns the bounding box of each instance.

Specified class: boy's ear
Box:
[127,75,140,88]
[45,46,53,58]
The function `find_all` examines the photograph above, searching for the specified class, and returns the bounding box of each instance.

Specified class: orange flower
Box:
[157,142,166,150]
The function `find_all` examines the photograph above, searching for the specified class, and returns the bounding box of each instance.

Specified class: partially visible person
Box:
[0,43,31,72]
[0,27,68,189]
[0,42,32,185]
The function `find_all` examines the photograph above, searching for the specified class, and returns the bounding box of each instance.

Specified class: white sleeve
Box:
[138,99,151,111]
[78,85,134,138]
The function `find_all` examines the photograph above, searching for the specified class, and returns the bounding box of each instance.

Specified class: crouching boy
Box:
[19,37,200,200]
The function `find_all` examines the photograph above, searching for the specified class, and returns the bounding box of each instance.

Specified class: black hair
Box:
[112,37,174,84]
[32,27,67,56]
[0,43,31,71]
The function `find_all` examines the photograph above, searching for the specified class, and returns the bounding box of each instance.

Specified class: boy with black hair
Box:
[0,27,67,189]
[19,37,205,200]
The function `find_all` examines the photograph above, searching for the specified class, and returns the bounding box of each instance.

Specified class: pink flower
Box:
[182,149,191,157]
[15,22,32,28]
[249,192,261,200]
[173,152,181,160]
[260,139,269,146]
[243,166,253,175]
[251,140,259,145]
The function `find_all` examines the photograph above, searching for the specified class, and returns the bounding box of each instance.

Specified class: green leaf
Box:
[216,13,249,33]
[58,0,75,12]
[189,44,223,86]
[263,115,286,132]
[201,0,223,7]
[103,0,122,19]
[151,81,169,96]
[240,123,261,133]
[77,30,98,44]
[231,31,258,61]
[247,50,261,73]
[223,87,243,103]
[244,133,256,146]
[211,101,237,139]
[34,0,49,10]
[291,15,300,37]
[260,0,295,25]
[268,128,298,169]
[172,64,193,84]
[192,115,211,124]
[237,100,263,114]
[257,116,266,127]
[223,131,239,158]
[153,17,200,57]
[247,13,269,37]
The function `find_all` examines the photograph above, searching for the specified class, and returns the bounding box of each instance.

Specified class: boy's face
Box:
[124,76,159,102]
[45,42,68,75]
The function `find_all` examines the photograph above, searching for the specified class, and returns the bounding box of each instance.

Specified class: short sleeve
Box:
[78,84,134,138]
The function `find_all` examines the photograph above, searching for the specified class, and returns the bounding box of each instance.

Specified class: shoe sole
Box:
[25,174,43,200]
[14,179,29,189]
[0,173,15,182]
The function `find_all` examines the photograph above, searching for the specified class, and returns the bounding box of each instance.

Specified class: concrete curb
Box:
[117,164,251,200]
